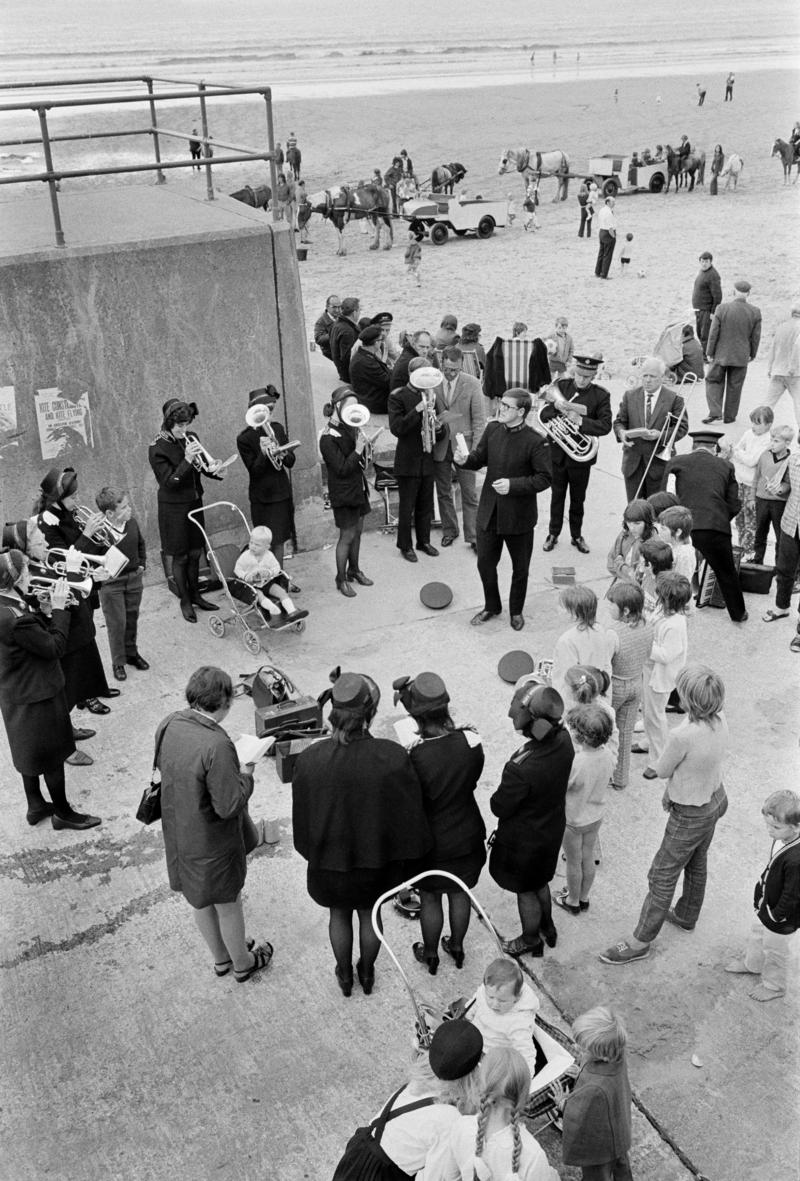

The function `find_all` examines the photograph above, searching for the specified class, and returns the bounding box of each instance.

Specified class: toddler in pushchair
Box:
[232,526,307,626]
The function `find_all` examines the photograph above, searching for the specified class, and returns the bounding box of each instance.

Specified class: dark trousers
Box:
[549,463,592,538]
[580,1157,633,1181]
[775,525,799,611]
[694,309,712,350]
[595,229,615,277]
[98,570,143,664]
[395,474,434,551]
[692,528,746,620]
[753,498,786,563]
[578,206,591,237]
[705,363,748,421]
[623,457,667,503]
[476,528,534,615]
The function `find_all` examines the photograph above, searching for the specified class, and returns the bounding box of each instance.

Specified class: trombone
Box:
[633,406,687,500]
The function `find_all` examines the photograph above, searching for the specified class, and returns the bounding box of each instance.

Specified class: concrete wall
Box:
[0,185,326,554]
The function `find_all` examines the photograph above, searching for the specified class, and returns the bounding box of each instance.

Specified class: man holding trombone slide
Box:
[613,356,689,501]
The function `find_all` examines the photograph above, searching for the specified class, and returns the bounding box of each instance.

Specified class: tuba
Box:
[534,385,598,463]
[245,405,300,470]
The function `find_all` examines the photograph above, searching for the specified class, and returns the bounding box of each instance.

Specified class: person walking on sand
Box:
[405,229,423,288]
[724,72,735,101]
[189,129,201,172]
[696,83,706,107]
[594,198,617,280]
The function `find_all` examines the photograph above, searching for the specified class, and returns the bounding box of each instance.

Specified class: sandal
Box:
[214,937,254,977]
[234,941,274,982]
[553,890,581,916]
[762,609,789,622]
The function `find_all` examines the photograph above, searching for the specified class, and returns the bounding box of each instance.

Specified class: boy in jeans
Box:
[95,487,148,681]
[725,789,800,1001]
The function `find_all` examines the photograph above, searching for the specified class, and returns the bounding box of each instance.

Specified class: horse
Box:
[308,183,394,255]
[497,147,570,201]
[286,144,301,180]
[230,184,271,211]
[772,138,800,184]
[665,146,706,192]
[430,162,468,194]
[721,153,744,191]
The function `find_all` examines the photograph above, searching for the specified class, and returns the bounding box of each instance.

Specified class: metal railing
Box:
[0,75,279,246]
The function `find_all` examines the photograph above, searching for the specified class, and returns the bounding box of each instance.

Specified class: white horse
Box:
[721,152,744,191]
[498,147,570,201]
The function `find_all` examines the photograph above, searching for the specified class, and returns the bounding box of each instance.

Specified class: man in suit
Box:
[662,430,746,622]
[348,325,391,415]
[691,251,722,353]
[454,389,552,631]
[388,363,443,562]
[329,297,361,382]
[614,356,688,501]
[313,295,341,360]
[540,353,612,553]
[433,346,488,550]
[703,280,762,424]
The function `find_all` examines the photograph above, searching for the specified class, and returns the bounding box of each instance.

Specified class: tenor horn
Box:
[74,505,125,547]
[245,404,272,431]
[341,403,371,429]
[534,405,599,462]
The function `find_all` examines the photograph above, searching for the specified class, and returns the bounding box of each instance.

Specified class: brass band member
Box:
[540,353,613,554]
[388,362,445,562]
[0,549,101,830]
[613,356,688,501]
[319,387,374,597]
[148,399,222,623]
[236,387,297,570]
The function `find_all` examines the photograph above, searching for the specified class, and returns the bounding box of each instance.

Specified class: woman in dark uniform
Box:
[319,386,373,597]
[489,679,574,958]
[292,671,432,998]
[393,672,486,975]
[0,548,101,830]
[36,468,119,750]
[148,399,222,623]
[236,387,297,569]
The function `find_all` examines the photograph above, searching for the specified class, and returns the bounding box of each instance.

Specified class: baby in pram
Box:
[468,958,540,1078]
[232,526,306,624]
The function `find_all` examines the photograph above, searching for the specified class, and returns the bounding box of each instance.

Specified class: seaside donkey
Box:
[308,183,394,255]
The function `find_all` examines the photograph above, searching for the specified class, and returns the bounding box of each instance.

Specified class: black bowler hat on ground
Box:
[420,581,452,609]
[497,650,535,684]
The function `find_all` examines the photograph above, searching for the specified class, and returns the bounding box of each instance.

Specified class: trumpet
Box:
[185,432,224,474]
[535,390,599,463]
[74,505,125,547]
[28,564,92,607]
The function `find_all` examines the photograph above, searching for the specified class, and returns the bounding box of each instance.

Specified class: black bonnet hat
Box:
[392,672,450,717]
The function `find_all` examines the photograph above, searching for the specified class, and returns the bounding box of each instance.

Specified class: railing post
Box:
[263,89,278,224]
[198,82,214,201]
[37,107,65,247]
[145,77,166,184]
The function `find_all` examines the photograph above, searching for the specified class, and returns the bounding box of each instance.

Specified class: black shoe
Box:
[99,688,121,699]
[192,595,218,611]
[80,698,111,715]
[52,812,102,831]
[510,614,525,631]
[701,415,721,424]
[468,541,477,552]
[723,417,737,424]
[471,610,500,626]
[336,578,357,598]
[335,964,354,997]
[347,570,374,586]
[543,534,558,552]
[416,543,440,557]
[441,936,465,968]
[26,803,55,826]
[356,959,375,995]
[180,599,197,622]
[502,934,544,958]
[113,664,127,681]
[734,612,749,623]
[127,654,150,670]
[412,942,439,975]
[571,536,590,554]
[401,549,418,563]
[542,922,559,948]
[71,726,96,741]
[440,535,458,547]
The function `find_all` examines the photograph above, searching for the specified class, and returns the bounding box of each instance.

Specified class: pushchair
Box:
[187,502,307,656]
[371,871,578,1129]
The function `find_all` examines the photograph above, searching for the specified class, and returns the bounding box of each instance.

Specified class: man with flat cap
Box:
[662,429,747,622]
[539,353,612,553]
[614,355,688,501]
[691,251,722,355]
[348,325,391,416]
[389,361,445,562]
[454,388,551,631]
[704,280,762,424]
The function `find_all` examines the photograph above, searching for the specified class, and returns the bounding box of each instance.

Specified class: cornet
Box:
[185,432,224,475]
[28,564,92,607]
[245,406,300,470]
[46,546,128,580]
[74,505,125,547]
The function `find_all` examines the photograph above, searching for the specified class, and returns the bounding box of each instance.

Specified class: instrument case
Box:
[738,562,775,594]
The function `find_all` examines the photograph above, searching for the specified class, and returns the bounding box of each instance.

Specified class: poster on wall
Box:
[34,388,94,459]
[0,386,20,453]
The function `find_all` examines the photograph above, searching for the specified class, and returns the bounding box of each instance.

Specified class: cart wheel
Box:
[208,615,226,638]
[241,629,263,655]
[602,178,619,198]
[476,216,495,239]
[649,171,666,193]
[292,619,306,633]
[430,223,449,246]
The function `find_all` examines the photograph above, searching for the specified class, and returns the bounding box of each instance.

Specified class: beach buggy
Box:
[402,193,507,245]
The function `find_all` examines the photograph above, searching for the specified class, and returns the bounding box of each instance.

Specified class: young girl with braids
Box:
[449,1047,558,1180]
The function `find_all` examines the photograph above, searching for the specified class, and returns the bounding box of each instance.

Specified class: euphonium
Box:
[245,406,301,470]
[534,388,598,463]
[74,505,125,547]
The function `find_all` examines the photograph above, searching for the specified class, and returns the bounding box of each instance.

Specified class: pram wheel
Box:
[208,615,226,638]
[241,628,263,655]
[292,619,306,633]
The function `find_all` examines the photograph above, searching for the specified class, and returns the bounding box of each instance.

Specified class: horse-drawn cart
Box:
[402,193,507,245]
[589,153,668,197]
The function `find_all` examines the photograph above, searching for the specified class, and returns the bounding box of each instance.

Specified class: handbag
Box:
[331,1088,432,1181]
[135,716,173,825]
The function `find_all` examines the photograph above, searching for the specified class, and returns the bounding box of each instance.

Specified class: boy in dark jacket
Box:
[725,789,800,1001]
[95,487,149,681]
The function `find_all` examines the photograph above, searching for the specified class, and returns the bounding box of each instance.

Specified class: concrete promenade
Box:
[1,359,798,1181]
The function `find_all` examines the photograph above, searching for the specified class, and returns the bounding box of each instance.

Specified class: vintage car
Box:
[401,193,507,244]
[588,153,669,197]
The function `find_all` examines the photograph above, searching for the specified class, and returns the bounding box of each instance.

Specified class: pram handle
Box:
[370,871,505,1049]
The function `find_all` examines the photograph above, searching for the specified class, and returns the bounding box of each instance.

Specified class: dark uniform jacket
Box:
[318,424,370,509]
[329,315,360,382]
[562,1058,633,1167]
[461,421,552,534]
[390,343,440,391]
[236,421,294,505]
[38,500,105,654]
[148,435,209,506]
[0,594,70,704]
[539,378,612,470]
[349,347,392,414]
[613,384,688,478]
[388,384,442,479]
[663,449,741,533]
[409,730,486,862]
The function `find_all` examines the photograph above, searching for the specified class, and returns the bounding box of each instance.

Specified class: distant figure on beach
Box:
[577,178,591,238]
[522,181,540,231]
[594,197,617,280]
[553,50,558,66]
[506,192,518,226]
[274,141,284,170]
[286,132,301,180]
[189,128,201,172]
[620,233,633,273]
[656,95,662,105]
[697,83,706,107]
[205,135,213,159]
[405,229,423,288]
[614,88,619,104]
[530,50,535,65]
[725,72,735,101]
[399,148,415,179]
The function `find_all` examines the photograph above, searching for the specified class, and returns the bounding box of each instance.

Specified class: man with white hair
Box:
[764,300,800,425]
[614,357,689,501]
[703,280,762,424]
